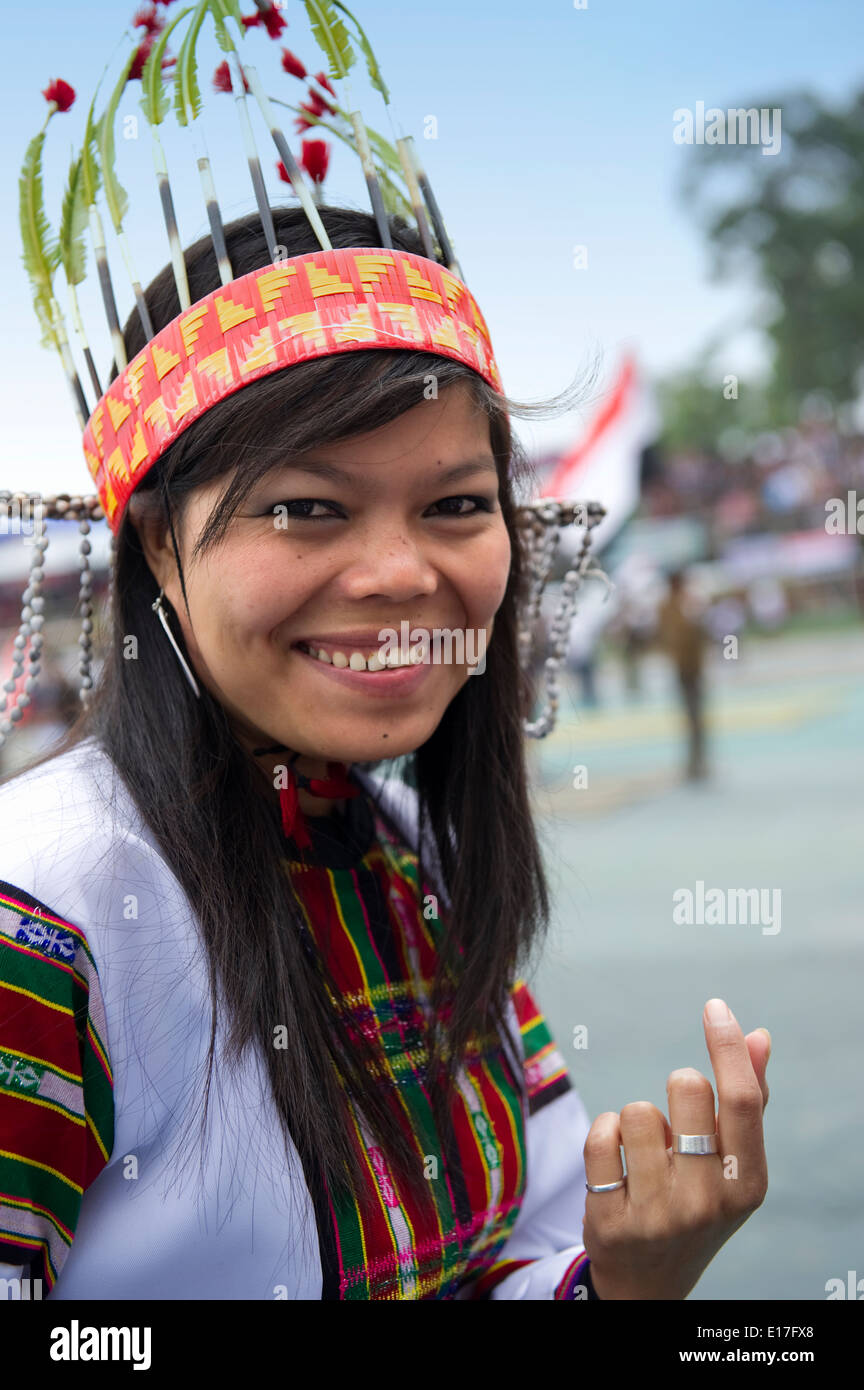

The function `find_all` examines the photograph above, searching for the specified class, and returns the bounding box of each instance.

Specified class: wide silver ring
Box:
[673,1132,719,1155]
[585,1177,627,1192]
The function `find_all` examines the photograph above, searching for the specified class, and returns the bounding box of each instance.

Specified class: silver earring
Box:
[152,588,201,699]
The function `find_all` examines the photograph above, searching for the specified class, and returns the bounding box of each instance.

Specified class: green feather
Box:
[215,0,244,32]
[209,0,236,56]
[80,95,102,208]
[19,129,61,350]
[174,0,209,127]
[331,0,389,103]
[97,48,136,232]
[303,0,355,83]
[141,6,194,126]
[59,151,89,285]
[363,123,403,177]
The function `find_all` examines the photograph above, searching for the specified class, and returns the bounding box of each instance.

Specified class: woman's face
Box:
[134,380,513,768]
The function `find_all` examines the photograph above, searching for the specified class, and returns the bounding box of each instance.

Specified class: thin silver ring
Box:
[673,1132,719,1155]
[585,1177,627,1193]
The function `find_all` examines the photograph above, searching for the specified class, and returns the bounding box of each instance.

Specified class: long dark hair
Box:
[4,205,595,1209]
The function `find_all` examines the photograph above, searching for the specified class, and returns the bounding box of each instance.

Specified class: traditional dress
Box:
[0,738,597,1299]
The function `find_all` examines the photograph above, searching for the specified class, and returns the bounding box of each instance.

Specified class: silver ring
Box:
[585,1177,627,1192]
[673,1132,719,1155]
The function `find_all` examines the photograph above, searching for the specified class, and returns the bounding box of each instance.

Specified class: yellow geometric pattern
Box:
[238,327,277,374]
[172,371,199,422]
[215,294,256,333]
[332,305,377,342]
[151,342,180,380]
[180,304,209,356]
[278,310,328,347]
[125,356,147,407]
[307,263,354,298]
[403,264,442,304]
[376,302,423,340]
[354,254,396,289]
[106,394,131,433]
[256,265,298,314]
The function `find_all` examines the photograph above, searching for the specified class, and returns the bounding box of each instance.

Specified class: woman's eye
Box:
[265,499,342,520]
[429,495,494,517]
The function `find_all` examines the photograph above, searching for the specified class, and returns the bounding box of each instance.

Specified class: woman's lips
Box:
[291,641,434,697]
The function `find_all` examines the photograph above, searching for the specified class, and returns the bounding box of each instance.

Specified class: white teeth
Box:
[298,641,416,672]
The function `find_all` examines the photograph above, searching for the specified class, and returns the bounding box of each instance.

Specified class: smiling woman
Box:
[0,203,602,1301]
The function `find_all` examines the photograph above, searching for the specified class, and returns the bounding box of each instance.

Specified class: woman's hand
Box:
[581,998,771,1300]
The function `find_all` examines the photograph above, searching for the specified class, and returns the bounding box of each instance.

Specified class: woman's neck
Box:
[245,740,347,818]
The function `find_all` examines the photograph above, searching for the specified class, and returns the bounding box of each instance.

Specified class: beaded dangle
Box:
[514,500,606,739]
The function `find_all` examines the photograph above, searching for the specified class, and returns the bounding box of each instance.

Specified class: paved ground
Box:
[524,626,864,1301]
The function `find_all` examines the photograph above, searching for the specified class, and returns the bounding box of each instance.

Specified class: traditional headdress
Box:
[7,0,605,777]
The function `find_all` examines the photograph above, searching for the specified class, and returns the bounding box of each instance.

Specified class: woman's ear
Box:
[127,492,175,594]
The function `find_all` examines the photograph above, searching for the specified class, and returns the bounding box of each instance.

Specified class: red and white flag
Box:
[541,354,659,554]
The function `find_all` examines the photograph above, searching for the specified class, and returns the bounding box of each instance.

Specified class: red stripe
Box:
[0,1090,83,1186]
[543,355,636,495]
[0,983,83,1078]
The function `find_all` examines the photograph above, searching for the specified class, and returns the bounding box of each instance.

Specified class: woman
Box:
[0,206,771,1300]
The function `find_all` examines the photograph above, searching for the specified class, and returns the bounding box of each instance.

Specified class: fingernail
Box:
[705,998,732,1024]
[756,1027,772,1058]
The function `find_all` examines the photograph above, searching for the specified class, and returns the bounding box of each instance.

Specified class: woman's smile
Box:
[290,637,435,697]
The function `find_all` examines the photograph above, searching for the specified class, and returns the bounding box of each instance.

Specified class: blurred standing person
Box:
[657,569,709,781]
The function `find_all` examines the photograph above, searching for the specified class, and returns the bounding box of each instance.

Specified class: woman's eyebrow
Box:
[268,456,499,487]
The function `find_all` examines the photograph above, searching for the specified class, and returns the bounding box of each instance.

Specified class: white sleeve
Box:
[474,981,598,1301]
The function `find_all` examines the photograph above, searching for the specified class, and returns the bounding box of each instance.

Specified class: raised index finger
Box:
[702,999,766,1187]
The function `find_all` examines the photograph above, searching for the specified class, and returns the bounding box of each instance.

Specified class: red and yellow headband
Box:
[83,246,503,534]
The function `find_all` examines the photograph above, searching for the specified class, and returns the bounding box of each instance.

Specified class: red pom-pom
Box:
[305,88,335,118]
[314,71,336,98]
[280,47,306,80]
[301,138,330,185]
[260,5,287,39]
[132,4,164,36]
[128,41,153,82]
[41,78,75,112]
[213,60,248,94]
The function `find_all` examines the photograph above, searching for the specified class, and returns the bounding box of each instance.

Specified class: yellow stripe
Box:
[85,1110,110,1163]
[0,1090,84,1125]
[0,1149,83,1195]
[0,979,74,1016]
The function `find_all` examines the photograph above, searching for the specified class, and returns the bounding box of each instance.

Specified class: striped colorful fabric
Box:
[283,793,576,1300]
[0,780,575,1299]
[0,881,114,1291]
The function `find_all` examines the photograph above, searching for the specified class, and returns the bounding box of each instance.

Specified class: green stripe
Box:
[81,1036,114,1154]
[0,938,82,1017]
[0,1153,82,1233]
[520,1012,556,1062]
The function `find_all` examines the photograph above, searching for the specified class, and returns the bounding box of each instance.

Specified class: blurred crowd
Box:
[643,418,864,547]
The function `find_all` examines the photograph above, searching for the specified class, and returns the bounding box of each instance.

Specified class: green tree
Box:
[677,87,864,421]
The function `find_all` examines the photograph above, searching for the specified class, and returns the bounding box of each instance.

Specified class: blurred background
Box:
[2,0,862,1300]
